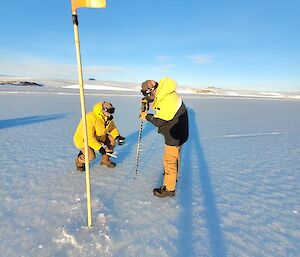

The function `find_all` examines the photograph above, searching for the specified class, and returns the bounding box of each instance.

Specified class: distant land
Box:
[0,80,43,87]
[1,75,299,100]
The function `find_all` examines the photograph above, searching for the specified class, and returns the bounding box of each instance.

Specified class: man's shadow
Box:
[177,108,228,257]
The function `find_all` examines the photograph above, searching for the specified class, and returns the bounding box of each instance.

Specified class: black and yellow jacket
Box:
[73,102,120,150]
[146,77,189,146]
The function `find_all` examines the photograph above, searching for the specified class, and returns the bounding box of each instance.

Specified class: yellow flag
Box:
[71,0,106,12]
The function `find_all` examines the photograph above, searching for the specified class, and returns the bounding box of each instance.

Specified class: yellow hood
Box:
[73,101,120,150]
[93,102,106,121]
[154,77,176,105]
[153,77,180,121]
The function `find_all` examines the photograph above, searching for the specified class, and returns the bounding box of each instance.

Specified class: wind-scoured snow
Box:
[0,81,300,257]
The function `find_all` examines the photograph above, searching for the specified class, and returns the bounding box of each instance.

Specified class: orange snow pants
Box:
[163,145,181,191]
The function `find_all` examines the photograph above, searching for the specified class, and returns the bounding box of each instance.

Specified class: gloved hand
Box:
[99,145,113,154]
[116,135,125,145]
[141,98,149,112]
[99,146,107,155]
[139,112,147,121]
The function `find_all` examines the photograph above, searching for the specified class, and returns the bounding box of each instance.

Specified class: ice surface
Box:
[0,84,300,257]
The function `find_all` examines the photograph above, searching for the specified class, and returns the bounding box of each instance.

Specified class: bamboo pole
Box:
[72,11,93,228]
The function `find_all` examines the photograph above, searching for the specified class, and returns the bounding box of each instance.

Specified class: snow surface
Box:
[0,82,300,257]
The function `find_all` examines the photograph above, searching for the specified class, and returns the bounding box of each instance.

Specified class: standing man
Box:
[73,101,125,171]
[140,77,189,197]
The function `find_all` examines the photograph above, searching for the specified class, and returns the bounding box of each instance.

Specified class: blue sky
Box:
[0,0,299,91]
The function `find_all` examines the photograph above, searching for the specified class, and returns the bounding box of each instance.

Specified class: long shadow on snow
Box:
[0,113,69,129]
[176,131,193,257]
[177,109,227,257]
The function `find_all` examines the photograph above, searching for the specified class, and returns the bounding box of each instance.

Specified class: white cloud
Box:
[0,57,132,79]
[156,55,171,62]
[185,54,213,64]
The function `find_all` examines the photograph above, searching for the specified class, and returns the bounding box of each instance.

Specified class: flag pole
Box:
[72,10,93,228]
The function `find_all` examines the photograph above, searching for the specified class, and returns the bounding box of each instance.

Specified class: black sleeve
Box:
[146,114,167,127]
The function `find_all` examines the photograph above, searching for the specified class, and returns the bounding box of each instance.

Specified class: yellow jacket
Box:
[153,77,181,121]
[73,102,120,150]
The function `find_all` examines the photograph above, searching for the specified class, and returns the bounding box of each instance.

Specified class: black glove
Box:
[99,145,114,154]
[141,98,149,112]
[99,146,107,155]
[116,135,125,145]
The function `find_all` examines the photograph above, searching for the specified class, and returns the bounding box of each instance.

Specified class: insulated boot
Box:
[153,186,175,198]
[75,152,85,172]
[100,154,116,168]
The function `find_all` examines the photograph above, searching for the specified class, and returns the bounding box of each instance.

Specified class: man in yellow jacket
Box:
[140,77,189,197]
[73,101,125,171]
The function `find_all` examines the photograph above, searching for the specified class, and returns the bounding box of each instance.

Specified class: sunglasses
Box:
[141,86,157,96]
[103,106,115,114]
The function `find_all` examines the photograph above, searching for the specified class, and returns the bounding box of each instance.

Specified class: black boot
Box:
[153,186,175,198]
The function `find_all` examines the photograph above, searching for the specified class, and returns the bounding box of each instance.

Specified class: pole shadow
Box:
[0,113,69,129]
[177,109,228,257]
